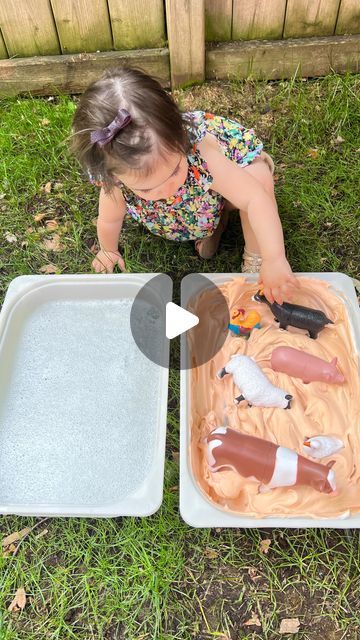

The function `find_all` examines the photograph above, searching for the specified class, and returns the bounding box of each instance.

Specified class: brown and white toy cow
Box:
[205,427,336,494]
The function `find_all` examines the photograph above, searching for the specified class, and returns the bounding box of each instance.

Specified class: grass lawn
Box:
[0,73,359,640]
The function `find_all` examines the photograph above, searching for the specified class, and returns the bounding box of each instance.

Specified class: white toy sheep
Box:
[217,354,293,409]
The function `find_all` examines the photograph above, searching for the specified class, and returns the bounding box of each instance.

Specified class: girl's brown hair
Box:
[71,66,192,190]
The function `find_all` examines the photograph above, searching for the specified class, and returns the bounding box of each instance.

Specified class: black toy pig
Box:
[254,291,333,339]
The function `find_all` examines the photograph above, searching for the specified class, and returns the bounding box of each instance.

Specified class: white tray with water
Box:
[0,274,171,517]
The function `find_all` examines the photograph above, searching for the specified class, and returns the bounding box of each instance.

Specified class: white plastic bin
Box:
[180,273,360,528]
[0,274,171,517]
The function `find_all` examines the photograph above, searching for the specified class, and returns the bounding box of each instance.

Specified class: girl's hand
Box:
[259,256,299,304]
[92,249,126,273]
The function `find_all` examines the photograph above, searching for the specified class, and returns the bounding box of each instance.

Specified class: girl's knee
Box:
[244,158,275,195]
[259,151,275,175]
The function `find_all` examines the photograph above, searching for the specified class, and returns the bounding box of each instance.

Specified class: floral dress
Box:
[90,111,263,242]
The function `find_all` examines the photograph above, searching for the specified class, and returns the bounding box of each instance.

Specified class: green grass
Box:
[0,74,360,640]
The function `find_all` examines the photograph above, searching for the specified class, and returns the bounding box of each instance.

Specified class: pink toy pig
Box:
[270,346,345,384]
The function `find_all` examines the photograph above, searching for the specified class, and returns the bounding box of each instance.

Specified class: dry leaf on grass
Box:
[279,618,300,634]
[3,543,17,556]
[45,219,58,230]
[248,566,260,581]
[39,264,58,274]
[8,587,26,612]
[41,181,52,194]
[244,613,261,627]
[2,528,31,548]
[307,148,319,159]
[35,528,48,539]
[5,232,17,243]
[33,212,47,223]
[43,234,64,252]
[204,548,219,559]
[2,527,32,557]
[259,538,271,554]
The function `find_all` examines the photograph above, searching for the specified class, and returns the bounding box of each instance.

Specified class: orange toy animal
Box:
[228,308,261,338]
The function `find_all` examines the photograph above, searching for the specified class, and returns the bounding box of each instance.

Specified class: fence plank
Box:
[205,0,232,42]
[284,0,341,38]
[206,35,360,79]
[0,48,170,96]
[165,0,205,87]
[0,0,60,57]
[50,0,113,53]
[336,0,360,34]
[0,30,7,59]
[107,0,165,50]
[232,0,286,40]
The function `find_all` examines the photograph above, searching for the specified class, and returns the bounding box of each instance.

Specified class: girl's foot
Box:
[241,247,262,273]
[195,211,229,259]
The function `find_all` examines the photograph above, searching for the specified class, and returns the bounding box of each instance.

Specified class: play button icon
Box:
[130,274,229,370]
[166,302,199,339]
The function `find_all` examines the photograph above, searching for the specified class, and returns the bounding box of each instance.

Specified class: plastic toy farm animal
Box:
[271,346,345,384]
[206,427,336,494]
[228,307,261,338]
[217,354,292,409]
[303,436,344,459]
[254,291,333,339]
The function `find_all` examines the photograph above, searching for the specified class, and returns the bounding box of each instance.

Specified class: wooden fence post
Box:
[205,0,232,41]
[0,0,60,57]
[284,0,341,39]
[232,0,287,41]
[165,0,205,88]
[336,0,360,34]
[107,0,166,50]
[0,30,7,59]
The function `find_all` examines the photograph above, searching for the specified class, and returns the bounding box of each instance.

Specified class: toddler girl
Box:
[71,66,298,303]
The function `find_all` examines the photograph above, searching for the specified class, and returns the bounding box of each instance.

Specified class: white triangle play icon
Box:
[165,302,199,339]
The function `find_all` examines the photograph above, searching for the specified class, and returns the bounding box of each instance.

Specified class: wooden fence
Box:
[0,0,359,95]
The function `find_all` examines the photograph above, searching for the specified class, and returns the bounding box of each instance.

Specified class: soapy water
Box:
[0,298,165,507]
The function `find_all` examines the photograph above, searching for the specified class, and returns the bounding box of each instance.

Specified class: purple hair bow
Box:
[90,109,132,147]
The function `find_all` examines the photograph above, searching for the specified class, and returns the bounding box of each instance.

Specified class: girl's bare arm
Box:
[93,187,127,273]
[199,135,298,303]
